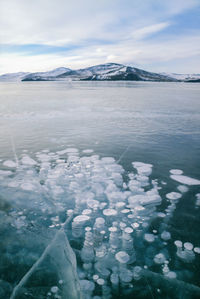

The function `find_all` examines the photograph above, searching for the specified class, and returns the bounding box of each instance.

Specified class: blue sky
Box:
[0,0,200,74]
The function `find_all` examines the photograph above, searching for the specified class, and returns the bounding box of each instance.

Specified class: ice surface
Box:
[2,148,200,298]
[170,174,200,185]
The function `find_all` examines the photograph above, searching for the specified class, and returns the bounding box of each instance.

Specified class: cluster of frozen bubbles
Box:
[0,147,200,298]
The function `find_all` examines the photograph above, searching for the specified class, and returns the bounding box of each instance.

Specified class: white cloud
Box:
[131,22,170,40]
[0,0,199,73]
[1,32,199,74]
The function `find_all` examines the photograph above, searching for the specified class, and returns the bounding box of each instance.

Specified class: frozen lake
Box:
[0,81,200,298]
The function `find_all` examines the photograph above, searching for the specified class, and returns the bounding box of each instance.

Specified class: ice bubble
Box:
[145,194,162,205]
[120,222,127,229]
[82,149,94,154]
[177,185,189,193]
[21,155,37,166]
[133,266,142,280]
[194,247,200,254]
[66,148,79,153]
[128,195,144,206]
[8,181,20,188]
[124,227,133,234]
[66,209,74,216]
[115,251,130,263]
[174,240,182,248]
[131,222,139,229]
[170,169,183,175]
[170,175,200,185]
[51,286,59,293]
[3,160,17,168]
[166,192,182,200]
[165,271,177,279]
[120,269,133,283]
[0,170,12,176]
[97,278,105,286]
[144,233,155,243]
[134,205,145,214]
[154,253,166,264]
[196,193,200,200]
[80,280,95,291]
[56,149,69,155]
[93,274,99,281]
[184,242,193,251]
[85,227,91,232]
[37,153,51,161]
[100,230,106,235]
[132,162,153,176]
[127,214,134,219]
[101,157,115,164]
[116,202,126,209]
[110,273,119,285]
[161,231,171,241]
[121,209,130,214]
[73,215,90,223]
[68,155,79,163]
[95,217,105,225]
[103,209,117,216]
[157,212,166,218]
[87,199,99,209]
[82,209,92,215]
[109,227,118,232]
[20,182,35,191]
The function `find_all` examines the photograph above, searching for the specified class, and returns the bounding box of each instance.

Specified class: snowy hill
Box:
[0,72,30,81]
[161,72,200,82]
[21,67,71,81]
[0,63,199,82]
[22,63,176,82]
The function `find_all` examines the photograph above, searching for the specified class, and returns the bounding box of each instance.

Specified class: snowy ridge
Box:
[0,72,30,81]
[0,63,199,82]
[161,72,200,82]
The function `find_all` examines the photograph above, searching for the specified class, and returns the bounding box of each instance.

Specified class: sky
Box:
[0,0,200,74]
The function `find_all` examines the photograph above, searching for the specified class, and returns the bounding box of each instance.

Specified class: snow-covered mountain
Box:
[0,63,199,82]
[0,72,30,81]
[161,72,200,82]
[21,63,176,82]
[21,67,71,81]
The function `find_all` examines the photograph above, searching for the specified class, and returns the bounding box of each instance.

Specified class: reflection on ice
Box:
[0,148,200,298]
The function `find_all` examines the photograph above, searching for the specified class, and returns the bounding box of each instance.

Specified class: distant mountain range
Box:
[0,63,200,82]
